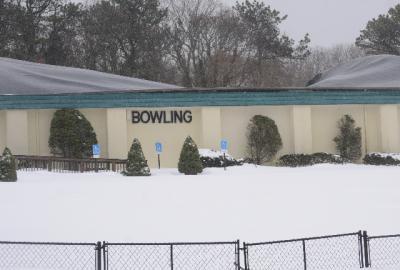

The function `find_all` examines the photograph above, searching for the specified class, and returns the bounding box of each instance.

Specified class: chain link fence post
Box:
[243,242,249,270]
[302,239,307,270]
[358,231,364,268]
[235,240,241,270]
[96,241,102,270]
[170,244,174,270]
[103,242,108,270]
[363,231,370,268]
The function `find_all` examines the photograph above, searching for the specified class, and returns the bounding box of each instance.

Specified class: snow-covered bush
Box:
[363,153,400,166]
[49,109,97,158]
[199,149,243,168]
[178,136,203,175]
[0,147,17,182]
[278,152,347,167]
[333,115,362,162]
[246,115,282,164]
[123,138,151,176]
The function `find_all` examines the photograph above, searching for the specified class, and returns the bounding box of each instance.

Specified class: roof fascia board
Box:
[1,90,400,109]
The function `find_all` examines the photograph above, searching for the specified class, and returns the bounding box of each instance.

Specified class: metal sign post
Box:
[155,142,162,169]
[220,139,228,171]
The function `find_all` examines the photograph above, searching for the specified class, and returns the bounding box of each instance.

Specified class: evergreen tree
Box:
[123,138,151,176]
[356,4,400,55]
[0,147,17,182]
[333,115,362,162]
[45,2,83,66]
[178,136,203,175]
[246,115,282,164]
[48,109,98,158]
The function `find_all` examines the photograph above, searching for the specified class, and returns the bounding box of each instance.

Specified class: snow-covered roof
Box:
[308,54,400,88]
[0,57,180,95]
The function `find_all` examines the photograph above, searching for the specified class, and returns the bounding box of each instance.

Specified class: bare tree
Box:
[168,0,218,87]
[284,44,365,87]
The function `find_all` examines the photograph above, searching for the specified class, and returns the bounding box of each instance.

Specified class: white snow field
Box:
[0,164,400,243]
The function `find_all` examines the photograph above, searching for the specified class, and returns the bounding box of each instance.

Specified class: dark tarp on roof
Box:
[0,57,180,95]
[308,54,400,88]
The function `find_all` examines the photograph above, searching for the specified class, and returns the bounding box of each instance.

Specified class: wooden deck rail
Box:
[14,155,127,173]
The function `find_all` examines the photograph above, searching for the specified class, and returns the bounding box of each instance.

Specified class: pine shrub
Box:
[246,115,283,164]
[123,138,151,176]
[333,115,362,162]
[178,136,203,175]
[0,147,17,182]
[48,109,98,158]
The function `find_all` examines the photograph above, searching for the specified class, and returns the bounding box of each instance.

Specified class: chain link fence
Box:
[243,231,363,270]
[367,234,400,269]
[103,241,240,270]
[1,232,400,270]
[0,241,99,270]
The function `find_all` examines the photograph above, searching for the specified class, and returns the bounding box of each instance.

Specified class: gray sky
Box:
[223,0,399,47]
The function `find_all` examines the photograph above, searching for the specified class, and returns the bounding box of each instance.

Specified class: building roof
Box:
[0,57,180,95]
[308,54,400,88]
[1,57,400,109]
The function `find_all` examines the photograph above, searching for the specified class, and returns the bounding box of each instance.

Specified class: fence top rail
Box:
[105,240,239,246]
[368,234,400,240]
[244,231,361,247]
[0,241,96,246]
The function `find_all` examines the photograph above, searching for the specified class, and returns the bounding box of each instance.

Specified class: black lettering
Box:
[150,111,163,123]
[141,111,150,123]
[164,111,173,123]
[183,110,192,123]
[174,111,183,123]
[132,110,192,124]
[132,111,140,123]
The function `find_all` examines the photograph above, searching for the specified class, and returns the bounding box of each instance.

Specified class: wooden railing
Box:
[15,155,127,173]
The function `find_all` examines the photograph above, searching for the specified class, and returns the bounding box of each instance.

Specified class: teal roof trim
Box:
[1,89,400,109]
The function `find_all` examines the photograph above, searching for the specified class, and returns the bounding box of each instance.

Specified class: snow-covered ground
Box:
[0,164,400,243]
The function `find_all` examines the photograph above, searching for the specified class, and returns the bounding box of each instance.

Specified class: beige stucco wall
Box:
[3,104,400,167]
[221,106,294,160]
[0,110,5,152]
[311,105,367,156]
[106,109,128,159]
[292,106,313,154]
[2,109,108,157]
[364,106,381,153]
[380,105,400,152]
[81,109,108,158]
[6,110,29,155]
[126,107,202,168]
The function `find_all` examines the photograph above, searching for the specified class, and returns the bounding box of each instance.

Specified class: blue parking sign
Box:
[92,144,100,157]
[155,142,162,153]
[220,139,228,153]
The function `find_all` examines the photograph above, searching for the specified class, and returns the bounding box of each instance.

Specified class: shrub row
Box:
[277,153,347,167]
[363,153,400,166]
[199,150,244,168]
[277,152,400,167]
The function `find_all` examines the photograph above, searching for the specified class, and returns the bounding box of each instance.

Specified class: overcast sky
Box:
[222,0,399,47]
